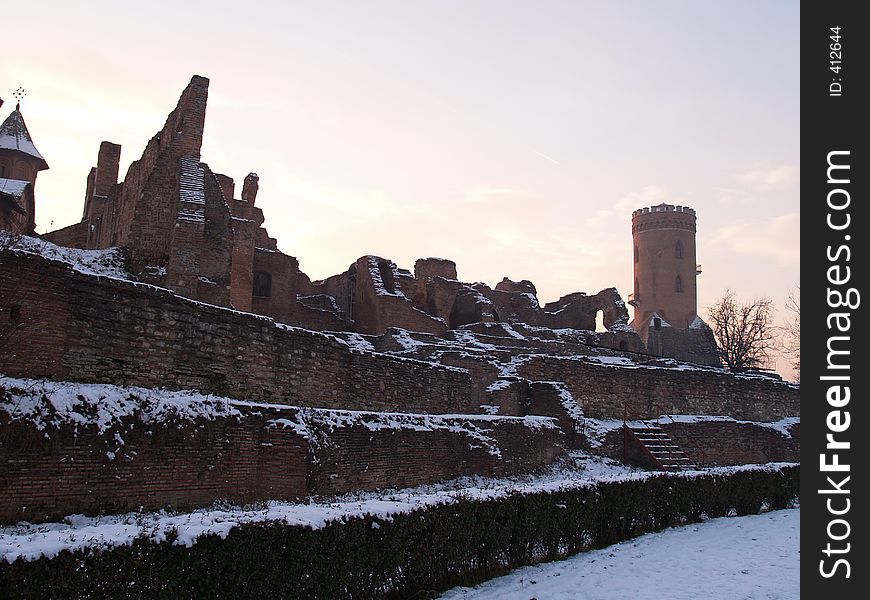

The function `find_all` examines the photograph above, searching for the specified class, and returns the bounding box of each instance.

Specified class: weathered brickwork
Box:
[0,401,563,524]
[518,356,798,422]
[0,411,309,524]
[0,252,474,414]
[661,421,800,466]
[599,421,799,466]
[306,418,563,496]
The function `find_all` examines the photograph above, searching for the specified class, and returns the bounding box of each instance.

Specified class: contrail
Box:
[534,150,562,166]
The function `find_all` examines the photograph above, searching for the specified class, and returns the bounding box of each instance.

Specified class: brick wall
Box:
[518,356,799,421]
[306,416,564,496]
[0,398,564,524]
[661,421,800,466]
[0,252,474,414]
[0,410,309,524]
[41,221,89,248]
[598,421,799,467]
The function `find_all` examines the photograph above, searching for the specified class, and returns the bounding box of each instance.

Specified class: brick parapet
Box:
[517,356,798,422]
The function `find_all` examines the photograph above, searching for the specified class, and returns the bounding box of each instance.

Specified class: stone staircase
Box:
[626,424,697,471]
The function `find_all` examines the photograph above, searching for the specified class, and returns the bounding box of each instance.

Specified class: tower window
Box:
[253,270,272,298]
[634,278,639,299]
[634,245,639,263]
[675,240,683,259]
[675,275,683,293]
[653,317,662,331]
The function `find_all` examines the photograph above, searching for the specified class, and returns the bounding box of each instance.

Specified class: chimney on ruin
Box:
[83,141,121,222]
[242,173,259,204]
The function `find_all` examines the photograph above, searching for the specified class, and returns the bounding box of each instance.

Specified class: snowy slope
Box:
[439,507,800,600]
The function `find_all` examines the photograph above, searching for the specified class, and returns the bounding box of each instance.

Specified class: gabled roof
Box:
[0,107,48,170]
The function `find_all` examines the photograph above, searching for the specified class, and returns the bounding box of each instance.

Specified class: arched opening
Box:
[253,270,272,298]
[594,309,606,333]
[675,240,683,259]
[377,259,396,294]
[675,275,683,293]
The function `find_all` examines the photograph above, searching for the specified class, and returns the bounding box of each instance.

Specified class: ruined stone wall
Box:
[643,324,720,366]
[517,356,799,421]
[40,221,89,248]
[598,421,799,467]
[0,398,564,524]
[0,410,308,524]
[352,256,448,336]
[0,252,474,414]
[307,417,563,496]
[103,76,210,262]
[661,421,800,466]
[164,164,234,306]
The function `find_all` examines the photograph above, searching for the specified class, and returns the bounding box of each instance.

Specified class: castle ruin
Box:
[0,77,798,524]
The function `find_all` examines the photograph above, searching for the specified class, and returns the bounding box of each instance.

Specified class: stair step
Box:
[626,423,697,471]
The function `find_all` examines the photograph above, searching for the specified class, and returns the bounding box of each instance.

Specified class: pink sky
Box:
[2,1,799,378]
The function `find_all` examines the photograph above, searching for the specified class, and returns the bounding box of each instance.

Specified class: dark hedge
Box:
[0,465,798,599]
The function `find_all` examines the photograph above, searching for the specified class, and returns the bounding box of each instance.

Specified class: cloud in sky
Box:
[737,165,798,191]
[710,212,799,267]
[461,185,528,205]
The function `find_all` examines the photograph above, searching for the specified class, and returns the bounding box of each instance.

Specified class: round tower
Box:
[629,203,699,331]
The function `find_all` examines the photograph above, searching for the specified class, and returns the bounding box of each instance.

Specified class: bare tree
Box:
[782,285,800,380]
[706,289,776,372]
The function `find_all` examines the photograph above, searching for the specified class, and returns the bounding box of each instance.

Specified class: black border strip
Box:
[801,3,867,596]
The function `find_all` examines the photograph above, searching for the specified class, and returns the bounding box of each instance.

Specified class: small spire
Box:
[13,87,25,110]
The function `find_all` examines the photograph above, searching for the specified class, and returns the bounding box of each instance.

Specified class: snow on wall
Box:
[270,406,559,459]
[177,156,206,223]
[664,414,800,438]
[1,232,129,281]
[0,376,241,434]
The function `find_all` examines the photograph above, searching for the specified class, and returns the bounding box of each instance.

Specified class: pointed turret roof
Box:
[0,106,48,170]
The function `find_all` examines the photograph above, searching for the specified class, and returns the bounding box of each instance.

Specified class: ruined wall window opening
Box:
[252,270,272,298]
[346,264,357,322]
[594,309,606,333]
[675,275,683,293]
[9,305,22,324]
[675,240,683,259]
[377,259,396,294]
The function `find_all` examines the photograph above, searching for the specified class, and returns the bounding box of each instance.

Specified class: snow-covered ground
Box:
[439,507,799,600]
